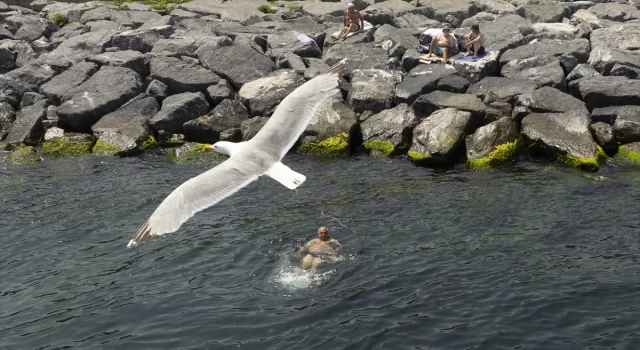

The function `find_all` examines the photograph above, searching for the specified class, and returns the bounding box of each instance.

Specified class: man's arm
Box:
[343,11,347,27]
[359,12,364,29]
[330,239,342,249]
[296,240,313,256]
[428,36,437,56]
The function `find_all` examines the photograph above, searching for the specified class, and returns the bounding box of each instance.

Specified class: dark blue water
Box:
[1,152,640,350]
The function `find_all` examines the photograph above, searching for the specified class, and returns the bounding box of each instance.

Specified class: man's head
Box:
[318,226,330,241]
[346,2,354,12]
[471,24,480,33]
[442,23,452,36]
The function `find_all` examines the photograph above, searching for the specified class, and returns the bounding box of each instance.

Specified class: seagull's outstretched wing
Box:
[127,158,259,248]
[249,59,347,160]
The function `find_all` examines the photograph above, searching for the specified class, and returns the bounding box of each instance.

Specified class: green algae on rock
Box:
[614,144,640,166]
[557,145,607,172]
[169,142,227,164]
[363,140,395,158]
[42,135,96,158]
[4,144,41,165]
[297,132,350,157]
[92,139,123,156]
[467,137,524,171]
[139,135,159,152]
[407,151,432,166]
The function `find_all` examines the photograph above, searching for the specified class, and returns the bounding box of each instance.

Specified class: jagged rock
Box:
[206,79,235,108]
[396,13,441,29]
[372,24,418,60]
[111,25,174,53]
[395,65,460,105]
[41,29,118,65]
[531,23,582,40]
[514,86,589,117]
[198,44,275,90]
[347,69,402,114]
[56,66,143,132]
[2,100,47,149]
[5,62,59,91]
[183,99,249,143]
[301,94,358,147]
[268,31,323,59]
[610,64,640,79]
[458,13,532,54]
[588,23,640,75]
[240,116,269,141]
[466,76,538,102]
[0,46,15,72]
[360,103,418,157]
[86,20,121,32]
[91,94,159,155]
[81,8,161,29]
[613,113,640,144]
[437,75,471,93]
[566,63,599,82]
[501,55,566,91]
[591,105,640,125]
[587,3,640,22]
[522,111,603,171]
[0,102,15,140]
[277,52,306,74]
[39,61,98,105]
[515,2,571,23]
[323,43,389,75]
[238,69,305,117]
[4,14,56,41]
[408,108,474,166]
[0,40,35,68]
[151,37,199,57]
[590,122,617,156]
[569,76,640,111]
[51,21,90,42]
[145,79,168,101]
[170,9,199,21]
[0,76,31,108]
[412,91,486,121]
[453,50,500,84]
[615,142,640,165]
[87,50,148,77]
[499,39,590,66]
[570,9,603,30]
[42,129,96,158]
[138,15,174,31]
[149,55,220,95]
[19,92,46,109]
[465,116,520,169]
[303,57,330,80]
[149,92,210,134]
[415,0,477,25]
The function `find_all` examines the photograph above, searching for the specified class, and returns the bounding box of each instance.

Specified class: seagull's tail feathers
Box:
[265,161,306,190]
[324,58,348,75]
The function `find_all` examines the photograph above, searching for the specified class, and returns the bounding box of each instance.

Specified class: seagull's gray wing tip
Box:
[325,58,348,75]
[127,218,157,248]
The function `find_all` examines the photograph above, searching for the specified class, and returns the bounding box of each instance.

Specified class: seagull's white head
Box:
[205,141,233,156]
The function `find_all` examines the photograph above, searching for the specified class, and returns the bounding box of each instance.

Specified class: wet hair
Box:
[318,226,329,233]
[471,24,480,32]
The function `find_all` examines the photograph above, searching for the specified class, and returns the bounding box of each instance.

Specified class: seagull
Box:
[127,58,348,248]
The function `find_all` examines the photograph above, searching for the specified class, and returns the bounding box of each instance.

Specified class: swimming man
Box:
[296,226,342,272]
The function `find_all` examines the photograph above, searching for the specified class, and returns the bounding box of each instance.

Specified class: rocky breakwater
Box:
[1,0,640,172]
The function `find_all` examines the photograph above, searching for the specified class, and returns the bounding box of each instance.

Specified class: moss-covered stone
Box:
[407,151,432,166]
[139,135,159,152]
[4,144,41,165]
[467,137,524,171]
[92,139,123,156]
[169,142,227,164]
[557,145,607,172]
[615,145,640,166]
[42,137,95,158]
[363,140,395,158]
[297,132,350,157]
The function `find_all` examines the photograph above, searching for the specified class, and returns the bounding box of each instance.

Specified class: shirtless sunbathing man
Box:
[296,226,342,272]
[333,3,364,40]
[428,23,456,64]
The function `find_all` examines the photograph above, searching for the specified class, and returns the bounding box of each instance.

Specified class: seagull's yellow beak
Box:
[203,144,213,151]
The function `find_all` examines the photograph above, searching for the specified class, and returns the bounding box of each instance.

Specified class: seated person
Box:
[296,226,342,272]
[332,3,364,40]
[427,24,456,63]
[464,24,486,58]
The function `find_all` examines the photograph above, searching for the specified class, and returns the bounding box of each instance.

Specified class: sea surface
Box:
[1,152,640,350]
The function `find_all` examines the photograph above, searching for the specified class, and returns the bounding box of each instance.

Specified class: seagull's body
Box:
[127,59,347,248]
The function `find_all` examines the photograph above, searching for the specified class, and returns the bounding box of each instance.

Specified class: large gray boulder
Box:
[207,79,236,108]
[45,29,119,62]
[514,86,589,117]
[151,37,199,57]
[515,2,571,23]
[457,13,532,54]
[4,14,56,42]
[5,62,61,91]
[240,116,269,141]
[56,67,143,132]
[415,0,478,25]
[499,38,591,66]
[522,111,604,171]
[466,76,538,102]
[360,103,419,157]
[590,122,617,156]
[408,108,475,166]
[0,46,15,73]
[566,63,600,82]
[453,50,500,84]
[412,91,486,121]
[395,64,461,105]
[2,100,47,149]
[149,92,210,134]
[569,76,640,111]
[347,69,402,114]
[90,94,159,155]
[87,50,149,77]
[465,116,520,169]
[111,25,174,53]
[238,70,305,117]
[149,55,220,95]
[0,40,36,68]
[587,3,640,22]
[500,55,566,91]
[51,22,90,42]
[613,113,640,144]
[0,76,31,108]
[588,23,640,75]
[323,43,389,75]
[301,94,358,146]
[198,44,275,90]
[40,61,99,104]
[268,30,323,59]
[0,102,15,141]
[182,99,249,143]
[591,105,640,125]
